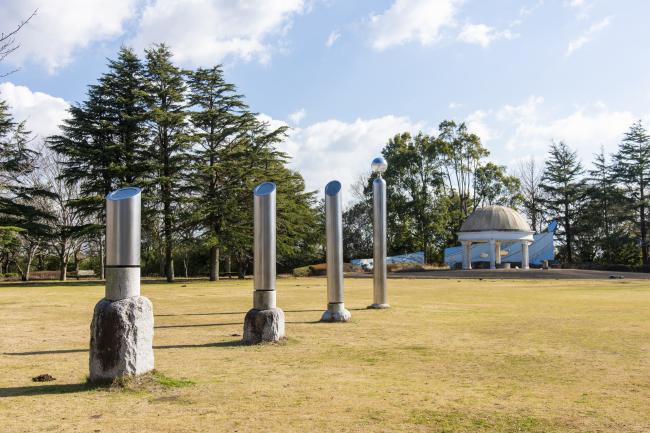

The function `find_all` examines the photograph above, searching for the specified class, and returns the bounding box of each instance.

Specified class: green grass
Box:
[1,277,650,432]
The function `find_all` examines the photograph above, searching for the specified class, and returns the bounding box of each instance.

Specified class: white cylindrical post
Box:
[105,187,141,300]
[462,241,471,270]
[321,181,351,322]
[369,156,389,309]
[244,182,285,344]
[495,241,502,266]
[522,241,530,270]
[90,186,153,382]
[489,239,496,270]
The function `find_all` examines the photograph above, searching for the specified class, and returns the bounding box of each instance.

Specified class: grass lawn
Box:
[1,277,649,432]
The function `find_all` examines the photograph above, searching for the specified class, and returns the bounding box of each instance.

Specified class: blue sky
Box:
[1,0,649,197]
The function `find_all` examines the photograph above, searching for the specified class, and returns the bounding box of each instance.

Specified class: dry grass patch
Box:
[1,277,649,432]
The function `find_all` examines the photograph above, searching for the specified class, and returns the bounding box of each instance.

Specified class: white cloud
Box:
[458,23,516,47]
[566,16,611,56]
[466,95,643,168]
[369,0,462,50]
[0,82,69,140]
[0,0,138,73]
[130,0,304,66]
[326,30,341,47]
[448,101,462,109]
[262,114,421,199]
[288,108,307,125]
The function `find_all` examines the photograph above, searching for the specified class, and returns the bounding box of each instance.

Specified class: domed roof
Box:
[459,205,532,233]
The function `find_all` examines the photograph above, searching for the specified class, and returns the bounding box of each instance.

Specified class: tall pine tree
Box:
[541,141,584,263]
[143,44,190,282]
[613,121,650,266]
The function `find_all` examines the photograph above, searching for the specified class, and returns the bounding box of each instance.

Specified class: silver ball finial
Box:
[371,156,388,174]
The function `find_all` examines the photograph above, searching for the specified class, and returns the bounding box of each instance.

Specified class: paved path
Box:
[349,268,650,280]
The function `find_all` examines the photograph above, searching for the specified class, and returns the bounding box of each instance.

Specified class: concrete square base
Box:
[89,296,154,382]
[243,308,285,344]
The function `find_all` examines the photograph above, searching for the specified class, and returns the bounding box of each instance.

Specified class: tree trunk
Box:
[640,183,648,266]
[22,246,36,281]
[74,250,80,280]
[183,253,188,278]
[209,246,218,281]
[59,255,68,281]
[565,199,572,263]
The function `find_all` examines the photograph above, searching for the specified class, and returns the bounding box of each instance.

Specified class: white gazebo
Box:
[457,205,534,270]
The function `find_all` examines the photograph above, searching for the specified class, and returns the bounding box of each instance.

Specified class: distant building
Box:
[444,206,555,269]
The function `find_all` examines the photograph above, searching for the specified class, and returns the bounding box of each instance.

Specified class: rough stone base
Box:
[367,303,390,309]
[243,308,285,344]
[321,303,351,322]
[89,296,154,382]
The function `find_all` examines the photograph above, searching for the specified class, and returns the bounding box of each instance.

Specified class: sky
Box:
[1,0,649,200]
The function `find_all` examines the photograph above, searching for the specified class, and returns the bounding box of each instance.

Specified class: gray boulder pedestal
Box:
[321,303,351,322]
[243,308,285,344]
[89,296,154,382]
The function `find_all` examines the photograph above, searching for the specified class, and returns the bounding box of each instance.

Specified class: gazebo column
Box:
[495,241,501,266]
[489,239,496,270]
[462,241,472,270]
[521,241,530,270]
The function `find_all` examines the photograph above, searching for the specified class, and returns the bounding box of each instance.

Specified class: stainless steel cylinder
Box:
[253,182,276,309]
[372,177,388,307]
[325,180,344,305]
[105,187,141,300]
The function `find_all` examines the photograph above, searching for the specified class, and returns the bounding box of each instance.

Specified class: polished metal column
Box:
[369,157,389,309]
[244,182,284,344]
[90,186,153,382]
[105,187,141,300]
[321,180,351,322]
[253,182,276,309]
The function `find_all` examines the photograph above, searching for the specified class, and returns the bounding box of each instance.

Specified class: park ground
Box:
[1,276,650,432]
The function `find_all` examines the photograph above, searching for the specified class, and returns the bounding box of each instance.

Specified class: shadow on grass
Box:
[3,348,87,356]
[154,322,242,329]
[4,340,244,357]
[0,280,102,288]
[0,382,99,398]
[155,311,246,317]
[154,340,244,349]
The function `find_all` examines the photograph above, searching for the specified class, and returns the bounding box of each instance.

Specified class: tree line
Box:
[1,45,649,280]
[0,44,321,281]
[342,121,650,269]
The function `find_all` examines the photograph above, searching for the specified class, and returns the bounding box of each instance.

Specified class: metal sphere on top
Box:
[371,156,388,174]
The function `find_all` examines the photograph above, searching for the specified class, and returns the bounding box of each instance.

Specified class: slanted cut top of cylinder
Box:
[254,182,276,196]
[107,187,141,201]
[325,180,342,196]
[106,187,141,267]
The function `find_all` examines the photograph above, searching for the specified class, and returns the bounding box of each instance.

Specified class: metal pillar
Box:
[495,241,502,266]
[243,181,285,344]
[253,182,276,309]
[90,186,153,382]
[522,241,530,270]
[369,156,389,309]
[321,180,351,322]
[489,239,496,270]
[105,187,141,300]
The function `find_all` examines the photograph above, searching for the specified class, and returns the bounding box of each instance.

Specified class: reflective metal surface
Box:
[325,180,344,305]
[106,187,141,267]
[371,156,388,175]
[254,182,276,308]
[372,177,388,305]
